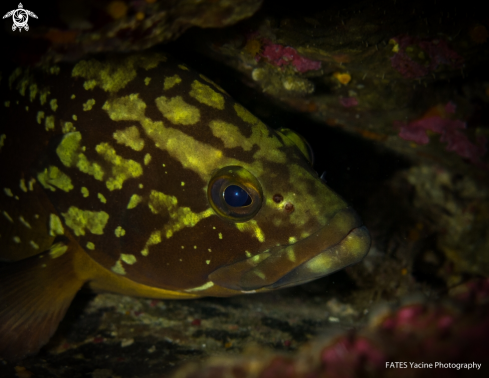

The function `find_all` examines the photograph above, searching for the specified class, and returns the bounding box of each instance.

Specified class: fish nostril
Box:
[284,203,294,213]
[273,194,283,203]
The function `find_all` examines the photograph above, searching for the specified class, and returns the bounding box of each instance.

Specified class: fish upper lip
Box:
[208,207,371,291]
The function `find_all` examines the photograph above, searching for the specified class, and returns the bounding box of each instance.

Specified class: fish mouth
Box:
[208,208,371,291]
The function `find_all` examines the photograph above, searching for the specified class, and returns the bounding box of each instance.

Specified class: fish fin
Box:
[0,242,86,361]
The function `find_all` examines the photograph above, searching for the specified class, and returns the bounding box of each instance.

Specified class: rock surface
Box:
[1,0,488,377]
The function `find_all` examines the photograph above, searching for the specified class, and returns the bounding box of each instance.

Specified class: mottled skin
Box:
[0,52,370,359]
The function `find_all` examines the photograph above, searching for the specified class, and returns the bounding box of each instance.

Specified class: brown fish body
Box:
[0,53,370,360]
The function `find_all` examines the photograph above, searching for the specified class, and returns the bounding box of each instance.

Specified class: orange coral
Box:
[43,29,78,44]
[356,129,388,141]
[243,38,263,57]
[333,72,351,84]
[469,25,488,44]
[107,1,128,20]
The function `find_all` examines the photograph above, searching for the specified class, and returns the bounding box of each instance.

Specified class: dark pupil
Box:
[224,185,252,207]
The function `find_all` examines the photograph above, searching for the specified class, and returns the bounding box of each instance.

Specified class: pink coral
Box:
[321,337,386,378]
[170,278,489,378]
[258,38,321,73]
[340,97,358,107]
[390,35,463,79]
[390,53,429,79]
[395,103,487,163]
[444,101,457,114]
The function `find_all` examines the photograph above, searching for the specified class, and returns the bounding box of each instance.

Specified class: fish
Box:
[0,52,371,360]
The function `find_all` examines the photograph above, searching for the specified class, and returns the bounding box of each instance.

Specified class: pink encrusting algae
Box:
[170,279,489,378]
[252,37,321,73]
[321,337,386,378]
[340,97,358,107]
[394,102,487,163]
[390,35,463,79]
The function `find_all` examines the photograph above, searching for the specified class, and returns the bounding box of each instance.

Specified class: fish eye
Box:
[224,185,252,207]
[208,166,262,222]
[277,128,314,166]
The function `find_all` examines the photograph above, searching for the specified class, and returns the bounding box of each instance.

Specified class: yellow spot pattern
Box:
[111,260,126,275]
[163,75,181,90]
[127,194,142,209]
[62,122,76,133]
[199,74,227,94]
[45,115,55,131]
[29,83,38,102]
[147,190,214,241]
[121,254,137,265]
[19,179,27,192]
[50,99,58,112]
[102,94,225,181]
[115,226,126,237]
[72,53,167,93]
[19,216,32,229]
[57,132,104,181]
[3,211,13,223]
[49,66,60,75]
[81,187,89,197]
[49,243,68,259]
[49,214,64,236]
[189,80,225,110]
[141,230,161,256]
[83,99,96,111]
[209,120,253,151]
[113,126,145,151]
[39,88,50,105]
[61,206,109,236]
[95,142,143,190]
[36,111,45,124]
[155,96,200,125]
[37,166,74,192]
[0,134,5,152]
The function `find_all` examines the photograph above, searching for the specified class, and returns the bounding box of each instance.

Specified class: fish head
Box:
[203,123,371,293]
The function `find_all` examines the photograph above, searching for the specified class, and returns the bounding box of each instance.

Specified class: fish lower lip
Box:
[208,208,371,291]
[267,225,370,289]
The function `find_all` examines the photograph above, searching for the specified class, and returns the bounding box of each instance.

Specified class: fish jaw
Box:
[208,207,371,291]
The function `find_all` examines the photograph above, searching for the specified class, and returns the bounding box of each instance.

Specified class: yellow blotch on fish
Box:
[155,96,200,125]
[37,166,74,192]
[113,126,145,151]
[61,206,109,236]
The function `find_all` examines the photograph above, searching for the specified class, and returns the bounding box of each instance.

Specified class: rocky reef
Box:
[1,0,488,377]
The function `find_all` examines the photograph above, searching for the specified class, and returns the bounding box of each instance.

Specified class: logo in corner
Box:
[3,3,37,32]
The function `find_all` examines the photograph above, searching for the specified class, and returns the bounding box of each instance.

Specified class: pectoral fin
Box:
[0,242,86,361]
